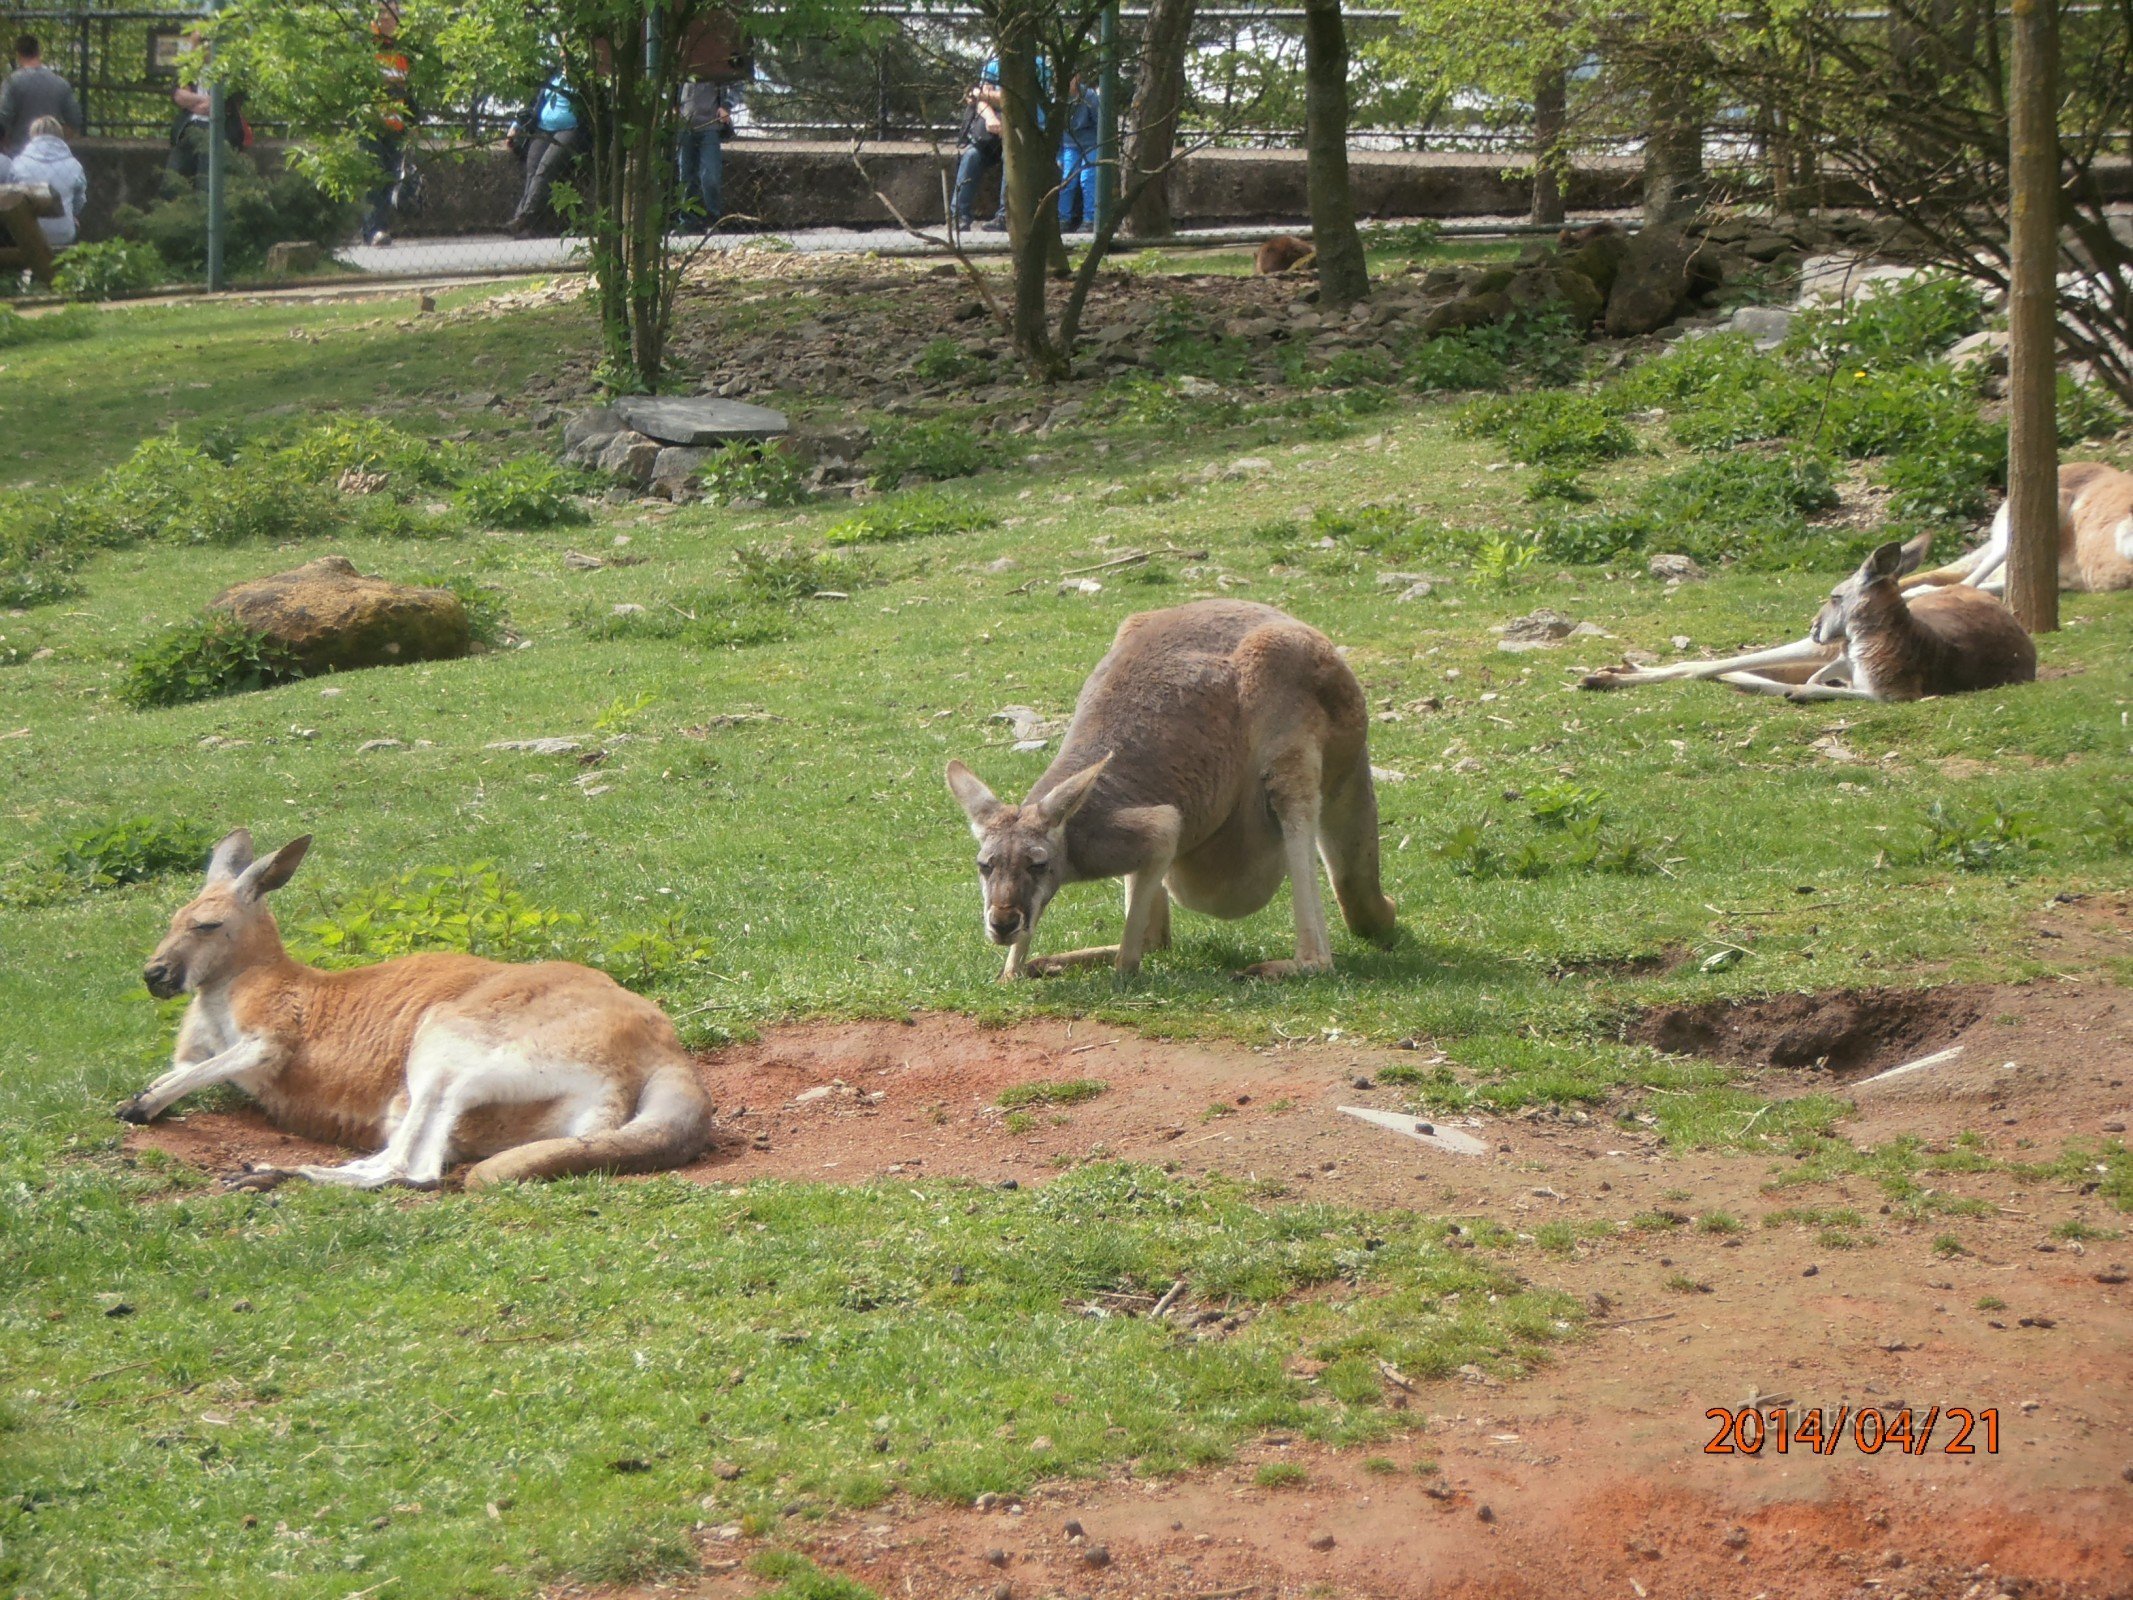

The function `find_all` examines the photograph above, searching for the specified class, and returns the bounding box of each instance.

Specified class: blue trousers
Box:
[678,125,725,224]
[1059,144,1099,229]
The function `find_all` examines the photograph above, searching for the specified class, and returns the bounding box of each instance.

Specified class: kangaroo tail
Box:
[463,1061,713,1190]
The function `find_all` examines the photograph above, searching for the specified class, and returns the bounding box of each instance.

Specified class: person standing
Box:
[951,59,1004,233]
[0,35,84,156]
[10,116,84,246]
[165,31,245,183]
[362,3,410,247]
[675,77,734,231]
[504,73,582,238]
[1057,74,1100,232]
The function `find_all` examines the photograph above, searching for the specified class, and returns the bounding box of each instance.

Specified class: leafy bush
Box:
[119,615,305,709]
[2058,374,2128,443]
[870,419,986,488]
[1361,219,1443,253]
[115,156,352,275]
[270,417,472,491]
[1406,332,1510,393]
[1526,508,1658,566]
[699,444,813,508]
[732,541,872,603]
[1313,348,1399,389]
[824,491,997,545]
[1526,466,1594,503]
[1457,390,1635,468]
[1785,274,1986,370]
[0,303,96,347]
[996,1079,1108,1109]
[451,455,590,528]
[401,571,509,647]
[2,816,217,907]
[911,337,990,382]
[292,864,715,995]
[51,239,163,300]
[1910,801,2047,873]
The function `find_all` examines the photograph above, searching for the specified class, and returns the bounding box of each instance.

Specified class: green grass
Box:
[995,1078,1109,1109]
[1,268,2129,1599]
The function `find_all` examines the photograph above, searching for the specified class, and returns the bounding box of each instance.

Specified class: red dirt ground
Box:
[127,981,2133,1600]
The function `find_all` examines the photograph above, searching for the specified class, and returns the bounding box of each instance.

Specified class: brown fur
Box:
[1841,576,2037,701]
[122,832,713,1189]
[1254,235,1316,275]
[947,601,1397,980]
[1909,461,2133,594]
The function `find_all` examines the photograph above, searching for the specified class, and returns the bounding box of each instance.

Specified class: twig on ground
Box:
[1014,546,1209,593]
[1152,1278,1188,1319]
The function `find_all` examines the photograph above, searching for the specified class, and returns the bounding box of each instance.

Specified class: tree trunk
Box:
[1531,62,1567,226]
[1641,64,1704,224]
[1302,0,1369,307]
[1123,0,1196,237]
[2005,0,2059,633]
[998,25,1067,376]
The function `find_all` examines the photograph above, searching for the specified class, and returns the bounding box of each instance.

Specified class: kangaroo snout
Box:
[142,961,182,1000]
[986,910,1025,944]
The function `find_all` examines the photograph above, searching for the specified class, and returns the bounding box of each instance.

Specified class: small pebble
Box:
[1307,1532,1336,1551]
[1063,1519,1084,1540]
[1081,1544,1110,1569]
[1477,1505,1496,1524]
[984,1548,1008,1567]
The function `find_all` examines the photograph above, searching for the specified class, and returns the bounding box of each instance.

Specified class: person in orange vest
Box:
[362,2,410,247]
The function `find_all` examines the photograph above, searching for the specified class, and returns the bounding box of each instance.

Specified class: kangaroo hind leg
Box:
[1318,750,1397,946]
[1242,746,1333,980]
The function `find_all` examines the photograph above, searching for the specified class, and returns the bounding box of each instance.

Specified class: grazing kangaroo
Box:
[118,830,713,1190]
[1910,461,2133,595]
[1255,235,1317,276]
[945,600,1398,981]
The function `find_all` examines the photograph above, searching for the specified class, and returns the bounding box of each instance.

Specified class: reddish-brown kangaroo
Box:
[945,600,1398,981]
[119,830,713,1190]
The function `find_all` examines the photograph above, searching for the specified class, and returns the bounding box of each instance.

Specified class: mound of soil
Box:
[1627,985,1991,1075]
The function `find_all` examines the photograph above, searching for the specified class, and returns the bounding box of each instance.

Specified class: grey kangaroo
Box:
[945,600,1399,981]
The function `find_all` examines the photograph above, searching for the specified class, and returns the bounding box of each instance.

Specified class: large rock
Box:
[1421,290,1513,337]
[208,556,470,675]
[597,430,662,489]
[264,240,322,274]
[1557,228,1630,297]
[1505,265,1606,328]
[1605,226,1698,337]
[650,446,709,501]
[611,396,788,447]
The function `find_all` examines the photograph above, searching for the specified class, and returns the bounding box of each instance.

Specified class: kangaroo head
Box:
[1811,532,1930,644]
[144,830,310,999]
[944,755,1110,946]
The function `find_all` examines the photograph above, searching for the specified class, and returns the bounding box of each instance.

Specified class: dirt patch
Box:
[1627,984,1993,1075]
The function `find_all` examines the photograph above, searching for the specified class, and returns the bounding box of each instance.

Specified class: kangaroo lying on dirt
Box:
[118,831,713,1190]
[945,600,1398,981]
[1583,529,2038,701]
[1909,460,2133,595]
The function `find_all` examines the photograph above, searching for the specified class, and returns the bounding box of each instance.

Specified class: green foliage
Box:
[114,156,353,275]
[824,491,996,546]
[451,455,592,528]
[119,615,306,710]
[293,863,715,994]
[1361,219,1444,254]
[401,571,510,647]
[912,337,991,382]
[1254,1461,1311,1488]
[1525,466,1594,503]
[996,1079,1109,1109]
[2058,374,2128,443]
[701,444,815,509]
[2082,796,2133,856]
[870,420,986,488]
[1436,805,1664,882]
[579,591,813,652]
[1406,330,1509,393]
[271,417,474,490]
[1457,390,1634,468]
[733,542,873,604]
[2,816,217,907]
[1910,801,2047,873]
[1784,275,1987,369]
[51,239,164,301]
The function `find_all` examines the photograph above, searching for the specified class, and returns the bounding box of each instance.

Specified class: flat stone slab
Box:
[611,396,788,447]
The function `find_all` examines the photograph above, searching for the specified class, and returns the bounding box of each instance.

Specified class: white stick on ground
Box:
[1856,1045,1965,1086]
[1336,1105,1489,1156]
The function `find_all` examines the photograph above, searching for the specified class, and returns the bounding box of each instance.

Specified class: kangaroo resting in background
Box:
[1908,460,2133,596]
[119,830,714,1190]
[945,600,1399,981]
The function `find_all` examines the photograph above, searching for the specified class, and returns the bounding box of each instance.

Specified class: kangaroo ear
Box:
[205,828,255,884]
[946,761,1007,835]
[1895,531,1932,575]
[234,835,312,900]
[1864,540,1909,580]
[1035,753,1112,830]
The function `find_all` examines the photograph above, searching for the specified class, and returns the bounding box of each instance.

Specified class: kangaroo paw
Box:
[1236,958,1331,982]
[224,1164,292,1193]
[114,1095,154,1125]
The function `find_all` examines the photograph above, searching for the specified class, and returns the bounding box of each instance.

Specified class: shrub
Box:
[1313,347,1399,388]
[1406,332,1509,393]
[271,418,471,491]
[732,541,872,604]
[1457,390,1635,468]
[1785,274,1987,370]
[119,614,305,709]
[451,455,590,528]
[996,1079,1108,1109]
[115,157,352,274]
[0,302,95,347]
[911,337,990,382]
[824,491,997,546]
[51,239,163,300]
[1526,508,1656,566]
[1910,801,2046,873]
[699,444,813,508]
[2058,374,2127,443]
[578,592,812,652]
[401,571,509,647]
[2,815,218,907]
[870,419,985,488]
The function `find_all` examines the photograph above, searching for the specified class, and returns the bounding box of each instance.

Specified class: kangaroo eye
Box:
[192,921,223,933]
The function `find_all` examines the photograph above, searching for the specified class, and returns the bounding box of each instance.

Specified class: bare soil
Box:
[128,982,2133,1600]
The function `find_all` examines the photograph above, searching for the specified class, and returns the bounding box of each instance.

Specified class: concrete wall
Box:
[68,136,1644,243]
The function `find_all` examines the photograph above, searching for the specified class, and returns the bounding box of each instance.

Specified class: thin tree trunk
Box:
[1302,0,1369,306]
[1531,62,1567,226]
[2005,0,2060,633]
[998,25,1067,375]
[1123,0,1196,237]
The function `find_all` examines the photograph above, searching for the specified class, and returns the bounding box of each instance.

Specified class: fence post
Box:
[205,0,226,290]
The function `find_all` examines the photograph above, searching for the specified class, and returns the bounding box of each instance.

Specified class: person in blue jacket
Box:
[1057,73,1100,231]
[505,72,581,237]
